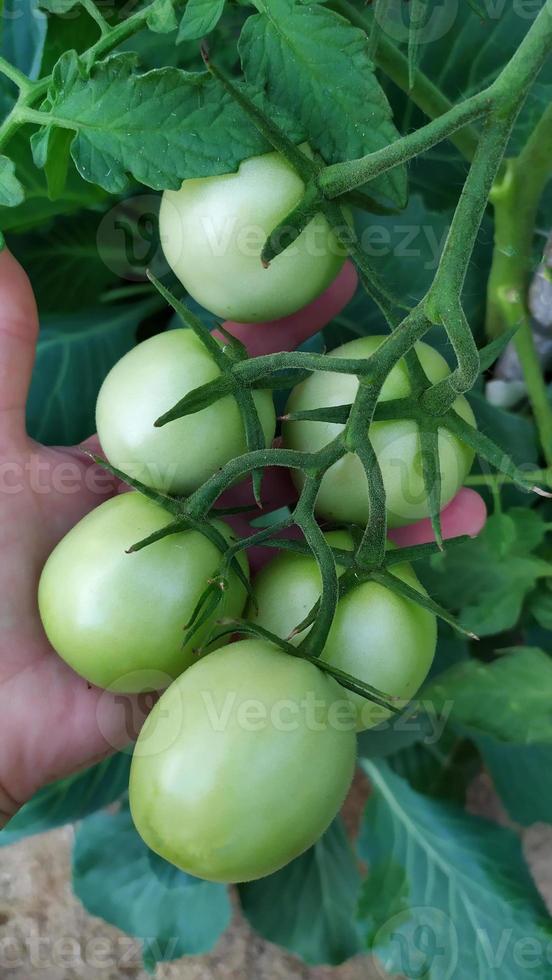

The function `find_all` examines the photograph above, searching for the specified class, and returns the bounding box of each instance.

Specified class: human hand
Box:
[0,251,485,823]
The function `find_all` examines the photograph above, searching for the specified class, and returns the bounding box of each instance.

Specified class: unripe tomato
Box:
[159,148,346,322]
[129,639,356,882]
[96,329,276,495]
[283,337,476,527]
[38,493,248,693]
[249,531,437,730]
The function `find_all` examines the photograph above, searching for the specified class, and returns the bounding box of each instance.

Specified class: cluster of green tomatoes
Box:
[38,151,475,883]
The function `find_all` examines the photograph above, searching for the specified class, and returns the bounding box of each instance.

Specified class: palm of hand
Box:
[0,251,485,820]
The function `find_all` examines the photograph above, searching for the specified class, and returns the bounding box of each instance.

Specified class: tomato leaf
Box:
[420,509,552,636]
[177,0,226,41]
[359,760,552,980]
[73,804,231,968]
[146,0,179,34]
[239,0,407,206]
[423,647,552,825]
[26,297,158,445]
[0,132,107,233]
[0,755,131,846]
[33,51,301,193]
[0,154,25,206]
[239,817,362,965]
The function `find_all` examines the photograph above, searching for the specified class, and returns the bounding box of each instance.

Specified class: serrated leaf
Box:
[239,818,361,965]
[421,510,552,636]
[423,646,552,825]
[178,0,226,41]
[146,0,179,33]
[1,755,130,846]
[359,761,552,980]
[239,0,407,205]
[73,805,231,967]
[36,51,300,194]
[0,131,107,233]
[425,647,552,746]
[0,154,24,207]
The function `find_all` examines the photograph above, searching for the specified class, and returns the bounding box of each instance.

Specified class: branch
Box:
[319,89,492,199]
[485,102,552,464]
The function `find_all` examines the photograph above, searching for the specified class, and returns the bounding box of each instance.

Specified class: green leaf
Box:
[239,0,407,205]
[73,805,231,968]
[478,324,520,372]
[239,818,361,965]
[472,736,552,827]
[530,584,552,630]
[425,647,552,746]
[0,130,107,234]
[424,647,552,825]
[420,510,552,636]
[36,51,299,193]
[26,297,158,445]
[359,761,552,979]
[0,154,25,207]
[0,755,130,847]
[389,734,480,806]
[178,0,226,40]
[9,211,118,311]
[146,0,179,34]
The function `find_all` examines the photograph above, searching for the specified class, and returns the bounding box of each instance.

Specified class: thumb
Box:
[0,248,39,446]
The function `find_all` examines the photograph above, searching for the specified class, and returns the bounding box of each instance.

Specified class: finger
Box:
[388,488,487,548]
[0,248,39,445]
[214,260,358,357]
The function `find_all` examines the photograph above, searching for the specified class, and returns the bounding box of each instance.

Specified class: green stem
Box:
[465,469,552,489]
[79,0,110,35]
[485,104,552,464]
[18,108,77,131]
[329,0,480,161]
[320,89,492,198]
[0,57,32,95]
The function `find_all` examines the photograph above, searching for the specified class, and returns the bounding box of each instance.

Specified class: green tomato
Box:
[249,531,437,730]
[159,148,345,323]
[38,492,248,693]
[96,329,275,495]
[129,638,356,882]
[283,337,476,527]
